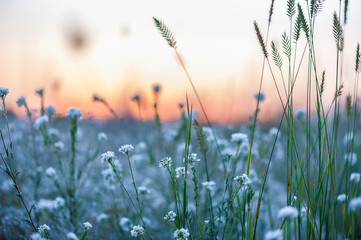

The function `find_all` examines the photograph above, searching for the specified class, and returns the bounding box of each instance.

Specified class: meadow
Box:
[1,0,361,239]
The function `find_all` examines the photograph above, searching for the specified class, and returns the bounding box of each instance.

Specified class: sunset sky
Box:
[0,0,360,123]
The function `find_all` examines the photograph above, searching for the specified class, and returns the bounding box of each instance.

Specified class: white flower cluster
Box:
[184,153,200,168]
[231,132,248,144]
[66,232,79,240]
[350,172,360,183]
[54,141,64,151]
[119,144,134,155]
[119,217,132,231]
[337,194,347,203]
[202,181,216,191]
[164,211,176,222]
[0,87,9,97]
[234,174,252,187]
[34,116,49,130]
[38,224,50,235]
[30,233,46,240]
[264,229,282,240]
[96,213,109,223]
[159,157,172,168]
[45,167,56,178]
[47,105,56,117]
[16,97,26,107]
[349,196,361,212]
[294,109,305,119]
[344,152,357,166]
[174,228,190,240]
[101,151,116,163]
[138,186,150,195]
[278,206,299,219]
[97,132,107,142]
[48,128,59,138]
[66,108,83,120]
[175,167,187,178]
[37,197,65,211]
[130,225,145,237]
[83,222,92,230]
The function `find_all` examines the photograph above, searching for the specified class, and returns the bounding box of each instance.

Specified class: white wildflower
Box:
[294,109,305,119]
[37,199,56,211]
[344,152,357,166]
[66,108,83,120]
[174,228,190,240]
[350,173,360,183]
[48,128,59,138]
[264,229,282,240]
[136,141,147,152]
[202,181,216,191]
[184,153,200,168]
[231,132,248,144]
[130,225,145,237]
[34,116,49,130]
[83,222,92,230]
[337,194,347,203]
[0,179,12,192]
[343,132,354,145]
[30,233,45,240]
[16,97,26,107]
[349,196,361,212]
[164,211,176,222]
[301,207,307,218]
[47,105,56,117]
[119,217,132,231]
[0,87,9,97]
[38,197,64,210]
[101,151,116,163]
[175,167,187,178]
[119,144,134,155]
[278,206,298,219]
[54,197,65,208]
[54,141,64,150]
[97,132,107,141]
[45,167,56,178]
[159,157,172,168]
[234,174,252,187]
[66,232,79,240]
[138,186,150,195]
[38,224,50,235]
[96,213,109,223]
[269,127,279,137]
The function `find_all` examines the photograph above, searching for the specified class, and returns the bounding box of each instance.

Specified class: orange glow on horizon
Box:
[1,0,361,125]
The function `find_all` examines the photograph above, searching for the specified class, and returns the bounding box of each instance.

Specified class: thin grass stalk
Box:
[109,160,153,239]
[0,100,37,232]
[126,152,142,214]
[182,97,192,228]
